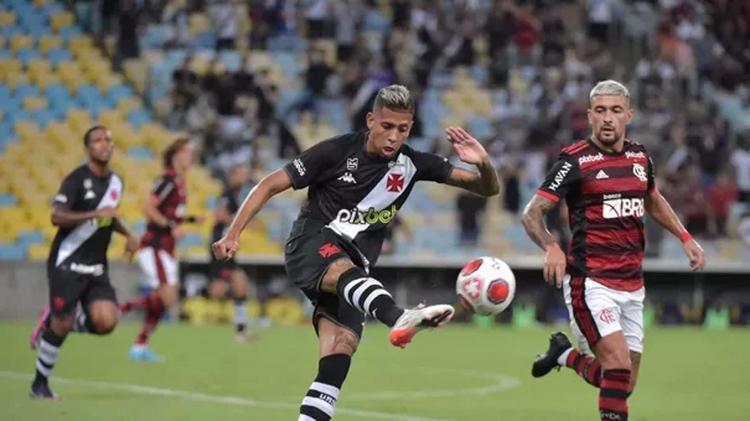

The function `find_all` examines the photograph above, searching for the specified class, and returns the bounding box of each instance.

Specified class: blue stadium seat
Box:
[12,83,40,100]
[47,48,72,66]
[0,193,18,207]
[107,84,134,103]
[17,230,45,246]
[59,26,82,43]
[128,146,154,160]
[127,108,151,128]
[0,243,27,261]
[18,48,42,66]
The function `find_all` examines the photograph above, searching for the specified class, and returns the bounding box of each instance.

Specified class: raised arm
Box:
[442,127,500,197]
[522,194,567,287]
[212,168,293,260]
[645,187,705,271]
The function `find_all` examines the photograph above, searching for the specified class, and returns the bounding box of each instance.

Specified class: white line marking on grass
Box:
[346,366,521,401]
[0,371,446,421]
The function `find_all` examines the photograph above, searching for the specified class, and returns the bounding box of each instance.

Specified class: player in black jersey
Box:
[212,85,500,421]
[208,164,254,341]
[28,126,139,399]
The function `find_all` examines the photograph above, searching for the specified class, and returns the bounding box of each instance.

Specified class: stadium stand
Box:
[1,0,748,263]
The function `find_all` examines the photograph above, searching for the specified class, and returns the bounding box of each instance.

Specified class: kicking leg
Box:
[298,318,356,421]
[321,258,454,348]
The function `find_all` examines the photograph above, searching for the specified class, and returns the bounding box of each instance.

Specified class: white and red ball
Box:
[456,256,516,316]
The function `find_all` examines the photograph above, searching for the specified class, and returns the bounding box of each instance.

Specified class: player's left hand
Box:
[683,239,705,271]
[445,127,489,165]
[124,234,139,262]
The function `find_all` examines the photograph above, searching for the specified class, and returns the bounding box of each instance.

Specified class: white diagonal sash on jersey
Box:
[56,174,123,267]
[327,153,417,240]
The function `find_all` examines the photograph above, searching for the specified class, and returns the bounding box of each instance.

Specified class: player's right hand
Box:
[543,243,566,288]
[212,237,239,260]
[97,206,118,219]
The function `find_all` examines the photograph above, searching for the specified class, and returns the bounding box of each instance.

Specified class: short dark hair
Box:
[83,125,107,147]
[372,84,415,114]
[162,137,192,168]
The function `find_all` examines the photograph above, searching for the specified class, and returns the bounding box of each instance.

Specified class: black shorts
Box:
[284,219,368,338]
[48,264,117,316]
[209,251,237,281]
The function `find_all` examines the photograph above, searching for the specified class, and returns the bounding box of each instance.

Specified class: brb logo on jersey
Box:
[602,193,644,219]
[336,204,398,225]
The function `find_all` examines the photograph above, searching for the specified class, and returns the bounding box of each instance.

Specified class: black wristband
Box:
[166,220,176,229]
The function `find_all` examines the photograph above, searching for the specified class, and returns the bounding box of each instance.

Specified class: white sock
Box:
[557,348,573,366]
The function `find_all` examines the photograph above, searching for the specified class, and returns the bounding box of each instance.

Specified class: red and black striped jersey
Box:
[537,139,655,291]
[140,168,187,254]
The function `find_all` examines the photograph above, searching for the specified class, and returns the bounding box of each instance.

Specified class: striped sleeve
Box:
[537,153,580,202]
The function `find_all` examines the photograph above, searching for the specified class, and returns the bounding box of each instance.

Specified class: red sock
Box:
[599,368,630,420]
[135,293,165,345]
[565,349,602,387]
[120,292,154,313]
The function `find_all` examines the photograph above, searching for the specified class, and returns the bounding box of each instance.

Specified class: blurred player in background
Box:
[213,85,499,421]
[28,126,139,399]
[522,80,705,421]
[208,163,255,342]
[120,137,202,361]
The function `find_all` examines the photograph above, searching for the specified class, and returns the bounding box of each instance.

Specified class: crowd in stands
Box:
[73,0,750,257]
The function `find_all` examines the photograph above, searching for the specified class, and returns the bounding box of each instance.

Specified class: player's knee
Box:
[330,328,359,356]
[600,349,631,370]
[208,281,228,299]
[50,314,74,335]
[92,314,118,334]
[321,258,356,293]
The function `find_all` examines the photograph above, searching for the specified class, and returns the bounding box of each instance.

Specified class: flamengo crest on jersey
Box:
[56,174,123,266]
[327,152,417,240]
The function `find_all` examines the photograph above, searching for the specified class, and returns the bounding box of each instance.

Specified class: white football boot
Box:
[388,304,454,349]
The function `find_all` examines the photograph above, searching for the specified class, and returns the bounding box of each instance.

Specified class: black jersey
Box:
[283,131,453,263]
[48,164,124,270]
[211,186,242,241]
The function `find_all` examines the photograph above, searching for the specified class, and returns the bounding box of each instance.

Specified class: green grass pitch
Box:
[1,321,749,420]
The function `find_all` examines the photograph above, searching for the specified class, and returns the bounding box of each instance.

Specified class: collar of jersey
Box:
[586,137,629,156]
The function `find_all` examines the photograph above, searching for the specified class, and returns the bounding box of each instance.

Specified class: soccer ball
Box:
[456,256,516,316]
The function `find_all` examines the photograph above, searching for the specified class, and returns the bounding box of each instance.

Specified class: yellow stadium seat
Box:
[4,71,29,88]
[10,34,33,52]
[94,73,122,93]
[28,243,50,261]
[189,13,211,36]
[14,121,41,140]
[34,0,52,8]
[67,35,93,50]
[34,73,60,89]
[67,108,93,132]
[116,97,143,117]
[22,96,47,111]
[0,11,16,27]
[50,11,75,32]
[38,35,62,54]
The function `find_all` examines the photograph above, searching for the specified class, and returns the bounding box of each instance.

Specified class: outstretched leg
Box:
[321,258,453,348]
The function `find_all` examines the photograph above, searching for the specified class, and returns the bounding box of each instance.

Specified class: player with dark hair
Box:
[212,84,500,421]
[120,137,202,361]
[28,125,139,399]
[522,80,706,421]
[208,163,255,342]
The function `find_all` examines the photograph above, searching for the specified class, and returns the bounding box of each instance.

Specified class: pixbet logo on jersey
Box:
[336,204,398,225]
[602,193,645,219]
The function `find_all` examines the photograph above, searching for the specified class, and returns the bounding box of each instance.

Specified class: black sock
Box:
[299,354,351,420]
[234,297,247,333]
[34,329,66,386]
[336,267,404,327]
